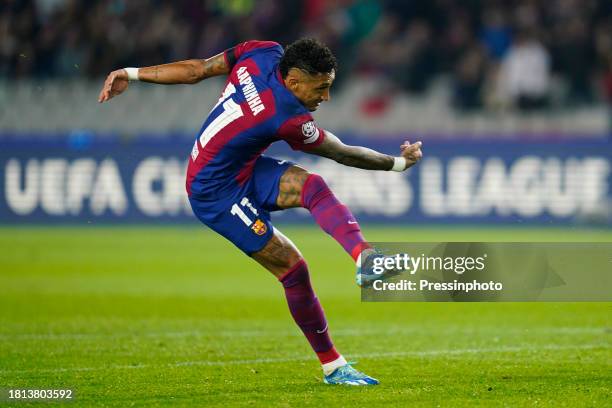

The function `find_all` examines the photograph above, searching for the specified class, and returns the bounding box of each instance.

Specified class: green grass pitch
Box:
[0,226,610,407]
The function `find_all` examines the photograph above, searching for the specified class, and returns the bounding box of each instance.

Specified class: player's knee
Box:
[267,252,304,279]
[301,173,336,209]
[276,249,303,271]
[277,166,311,209]
[252,231,304,277]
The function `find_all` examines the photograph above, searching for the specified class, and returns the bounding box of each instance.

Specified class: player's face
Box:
[288,69,335,111]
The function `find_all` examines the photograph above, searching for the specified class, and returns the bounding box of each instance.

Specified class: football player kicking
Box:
[99,38,423,385]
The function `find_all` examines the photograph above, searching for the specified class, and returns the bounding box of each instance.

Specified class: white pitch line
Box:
[0,327,607,341]
[1,343,608,375]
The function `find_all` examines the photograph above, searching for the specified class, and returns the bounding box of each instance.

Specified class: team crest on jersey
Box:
[301,121,320,144]
[251,219,267,235]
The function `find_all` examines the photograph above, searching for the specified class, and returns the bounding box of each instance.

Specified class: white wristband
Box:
[125,67,139,81]
[391,157,407,172]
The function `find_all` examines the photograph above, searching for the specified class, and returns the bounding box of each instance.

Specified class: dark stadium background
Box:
[0,1,610,407]
[1,0,611,225]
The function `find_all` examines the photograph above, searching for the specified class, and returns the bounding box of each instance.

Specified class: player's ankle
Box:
[322,355,348,376]
[355,247,376,267]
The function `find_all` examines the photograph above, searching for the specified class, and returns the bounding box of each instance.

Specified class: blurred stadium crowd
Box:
[2,0,612,112]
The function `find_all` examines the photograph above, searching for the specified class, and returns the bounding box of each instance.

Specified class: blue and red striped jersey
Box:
[186,40,326,198]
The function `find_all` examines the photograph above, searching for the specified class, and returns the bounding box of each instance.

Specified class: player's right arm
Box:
[98,53,229,103]
[279,118,423,171]
[278,116,423,171]
[310,130,423,171]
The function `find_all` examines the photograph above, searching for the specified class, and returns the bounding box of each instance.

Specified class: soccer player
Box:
[98,39,423,385]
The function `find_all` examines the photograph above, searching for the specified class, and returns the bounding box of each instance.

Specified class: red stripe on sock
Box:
[351,242,372,262]
[277,259,306,282]
[300,174,318,208]
[317,346,340,364]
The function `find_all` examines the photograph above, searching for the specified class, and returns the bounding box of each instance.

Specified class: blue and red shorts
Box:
[189,156,295,255]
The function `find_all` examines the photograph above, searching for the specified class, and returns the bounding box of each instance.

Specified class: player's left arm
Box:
[98,53,229,103]
[307,130,423,171]
[138,53,229,84]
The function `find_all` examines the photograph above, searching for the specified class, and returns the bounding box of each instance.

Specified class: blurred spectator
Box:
[480,6,512,61]
[392,20,437,94]
[497,31,551,111]
[552,16,594,105]
[1,0,612,111]
[452,45,486,111]
[602,57,612,136]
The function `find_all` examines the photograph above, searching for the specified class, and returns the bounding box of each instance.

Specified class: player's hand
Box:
[98,69,129,103]
[399,140,423,169]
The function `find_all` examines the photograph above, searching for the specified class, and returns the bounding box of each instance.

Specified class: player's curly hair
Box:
[279,38,338,78]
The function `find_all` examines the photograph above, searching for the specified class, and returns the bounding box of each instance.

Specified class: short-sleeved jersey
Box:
[186,40,326,199]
